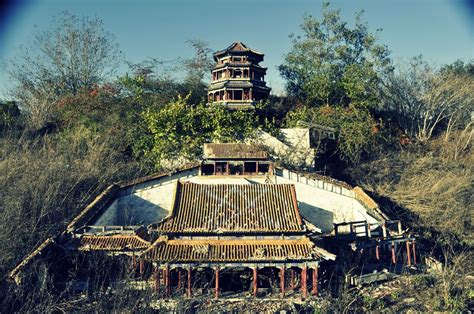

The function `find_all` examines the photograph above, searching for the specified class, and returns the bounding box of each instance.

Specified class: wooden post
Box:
[406,241,412,266]
[382,223,387,238]
[164,265,170,297]
[376,244,380,260]
[398,221,402,234]
[412,242,417,265]
[253,267,258,297]
[280,266,285,297]
[311,267,318,296]
[301,266,307,299]
[391,242,397,264]
[290,269,295,290]
[367,223,371,238]
[187,267,192,298]
[177,269,182,291]
[215,267,220,299]
[139,260,145,278]
[154,267,160,294]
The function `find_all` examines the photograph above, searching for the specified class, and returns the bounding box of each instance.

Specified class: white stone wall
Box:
[93,168,199,226]
[92,166,379,235]
[275,169,379,234]
[250,129,315,168]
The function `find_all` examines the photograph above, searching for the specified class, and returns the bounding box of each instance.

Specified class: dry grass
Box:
[352,131,473,241]
[0,127,143,278]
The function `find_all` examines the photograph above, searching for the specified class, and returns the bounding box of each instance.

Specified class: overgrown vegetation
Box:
[1,3,472,312]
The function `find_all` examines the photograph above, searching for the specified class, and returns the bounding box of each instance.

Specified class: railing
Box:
[333,220,403,238]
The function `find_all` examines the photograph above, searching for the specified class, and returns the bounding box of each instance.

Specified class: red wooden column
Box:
[311,267,319,296]
[412,242,417,265]
[279,266,285,297]
[406,241,412,266]
[253,267,258,297]
[187,267,192,298]
[301,266,308,299]
[215,267,220,299]
[376,244,380,260]
[391,242,397,264]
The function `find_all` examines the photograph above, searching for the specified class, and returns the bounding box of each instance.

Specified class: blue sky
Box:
[0,0,472,98]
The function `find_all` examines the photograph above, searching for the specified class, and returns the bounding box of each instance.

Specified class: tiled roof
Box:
[203,143,268,159]
[8,238,56,283]
[214,42,264,57]
[78,234,151,251]
[352,187,378,210]
[208,80,271,91]
[159,183,303,234]
[352,187,389,221]
[142,237,335,263]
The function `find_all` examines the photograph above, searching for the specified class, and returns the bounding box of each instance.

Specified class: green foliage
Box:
[285,104,378,164]
[440,59,474,76]
[279,3,391,107]
[140,96,258,169]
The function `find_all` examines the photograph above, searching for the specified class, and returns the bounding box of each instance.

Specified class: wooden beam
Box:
[391,242,397,264]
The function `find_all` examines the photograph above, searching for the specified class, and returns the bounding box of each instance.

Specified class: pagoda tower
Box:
[208,42,271,108]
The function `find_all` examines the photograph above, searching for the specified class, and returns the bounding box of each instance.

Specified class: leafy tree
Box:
[440,59,474,76]
[279,2,391,108]
[285,104,378,164]
[140,96,257,169]
[5,12,120,128]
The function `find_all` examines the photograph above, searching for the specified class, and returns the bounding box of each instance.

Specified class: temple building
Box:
[8,143,417,299]
[208,42,271,108]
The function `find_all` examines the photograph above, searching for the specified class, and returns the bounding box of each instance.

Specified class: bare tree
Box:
[381,57,474,142]
[5,12,120,128]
